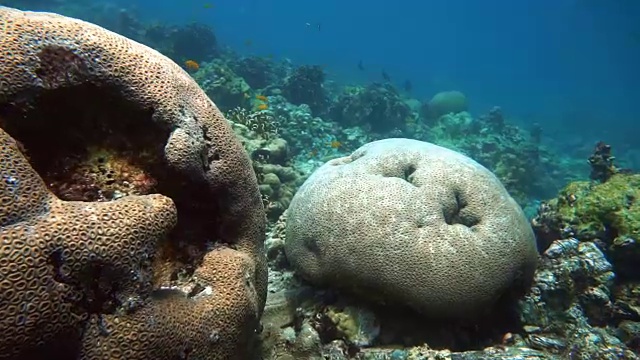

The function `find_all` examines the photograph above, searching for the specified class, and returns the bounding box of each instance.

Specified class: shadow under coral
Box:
[316,284,527,353]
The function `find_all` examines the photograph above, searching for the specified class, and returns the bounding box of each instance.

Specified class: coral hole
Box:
[444,190,481,228]
[0,83,168,202]
[0,81,224,282]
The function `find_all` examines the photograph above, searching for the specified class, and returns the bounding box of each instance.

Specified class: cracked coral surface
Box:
[0,6,266,360]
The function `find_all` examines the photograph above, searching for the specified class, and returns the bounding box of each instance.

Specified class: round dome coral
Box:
[285,138,537,318]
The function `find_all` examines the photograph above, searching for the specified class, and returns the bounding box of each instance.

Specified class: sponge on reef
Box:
[285,138,537,318]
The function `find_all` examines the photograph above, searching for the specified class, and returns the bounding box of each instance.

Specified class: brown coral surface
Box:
[0,6,266,360]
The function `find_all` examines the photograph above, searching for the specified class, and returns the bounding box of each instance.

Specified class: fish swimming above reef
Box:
[305,22,321,31]
[184,59,199,71]
[382,70,390,82]
[404,79,412,92]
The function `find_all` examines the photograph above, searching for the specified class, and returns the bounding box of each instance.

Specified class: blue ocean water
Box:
[124,0,639,148]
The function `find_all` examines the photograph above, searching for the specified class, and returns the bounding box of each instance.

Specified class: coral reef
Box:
[588,140,628,182]
[518,238,639,358]
[260,197,640,359]
[532,172,640,278]
[257,163,303,222]
[226,107,304,222]
[421,90,468,122]
[283,65,327,116]
[226,107,279,141]
[4,3,640,360]
[145,22,219,64]
[0,127,175,359]
[329,83,411,133]
[323,305,380,347]
[231,56,278,90]
[423,108,578,206]
[522,145,640,358]
[265,96,339,156]
[285,138,537,318]
[192,60,252,112]
[0,7,265,359]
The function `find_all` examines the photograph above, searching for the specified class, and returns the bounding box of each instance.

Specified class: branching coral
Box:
[225,107,304,223]
[226,107,279,140]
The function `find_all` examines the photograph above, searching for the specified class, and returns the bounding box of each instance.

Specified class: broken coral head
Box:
[8,96,221,285]
[0,6,266,359]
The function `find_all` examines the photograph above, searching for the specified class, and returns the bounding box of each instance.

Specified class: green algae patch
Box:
[534,173,640,279]
[555,174,640,241]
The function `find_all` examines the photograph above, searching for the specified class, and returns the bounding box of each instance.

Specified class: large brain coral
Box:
[0,6,266,360]
[285,138,537,318]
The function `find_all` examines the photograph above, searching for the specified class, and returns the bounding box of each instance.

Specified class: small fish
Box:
[203,3,214,9]
[184,59,199,71]
[382,70,390,82]
[305,22,321,31]
[403,79,412,92]
[357,60,364,71]
[257,103,269,111]
[256,95,268,102]
[329,140,341,149]
[244,39,253,47]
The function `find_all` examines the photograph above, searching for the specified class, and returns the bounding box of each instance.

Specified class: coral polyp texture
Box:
[0,6,266,360]
[285,138,538,318]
